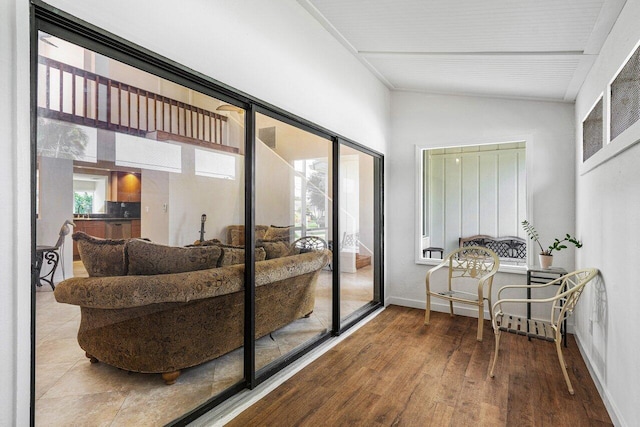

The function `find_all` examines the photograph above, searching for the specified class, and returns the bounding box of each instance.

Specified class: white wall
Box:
[3,1,389,423]
[387,91,576,315]
[574,1,640,425]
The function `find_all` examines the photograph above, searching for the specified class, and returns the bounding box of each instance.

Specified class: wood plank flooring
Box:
[228,305,612,426]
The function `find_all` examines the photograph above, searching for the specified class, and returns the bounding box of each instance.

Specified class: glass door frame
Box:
[30,1,384,425]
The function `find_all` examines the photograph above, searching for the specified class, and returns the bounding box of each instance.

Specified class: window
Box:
[418,142,528,269]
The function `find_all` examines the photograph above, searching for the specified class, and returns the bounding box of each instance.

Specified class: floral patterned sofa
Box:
[54,232,330,384]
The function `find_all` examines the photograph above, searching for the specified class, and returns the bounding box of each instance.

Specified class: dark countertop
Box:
[74,217,140,221]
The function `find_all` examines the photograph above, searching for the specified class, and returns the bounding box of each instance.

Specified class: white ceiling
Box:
[299,0,627,102]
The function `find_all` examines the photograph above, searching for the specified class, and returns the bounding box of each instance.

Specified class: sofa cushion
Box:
[218,245,267,267]
[226,225,269,246]
[257,240,292,260]
[263,225,293,243]
[73,231,127,277]
[126,239,222,275]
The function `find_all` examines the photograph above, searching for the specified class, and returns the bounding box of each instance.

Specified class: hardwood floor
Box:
[228,305,612,426]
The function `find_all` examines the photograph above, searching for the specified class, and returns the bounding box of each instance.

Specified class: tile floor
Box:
[35,261,374,426]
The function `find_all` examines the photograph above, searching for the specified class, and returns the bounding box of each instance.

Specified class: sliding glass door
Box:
[31,5,383,424]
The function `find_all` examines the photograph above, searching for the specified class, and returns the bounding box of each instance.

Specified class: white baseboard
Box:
[574,332,625,426]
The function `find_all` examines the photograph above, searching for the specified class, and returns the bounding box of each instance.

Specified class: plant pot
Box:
[539,254,553,269]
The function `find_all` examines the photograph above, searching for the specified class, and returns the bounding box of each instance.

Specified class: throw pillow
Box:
[73,231,127,277]
[218,245,267,267]
[126,239,222,275]
[257,239,292,259]
[263,225,293,244]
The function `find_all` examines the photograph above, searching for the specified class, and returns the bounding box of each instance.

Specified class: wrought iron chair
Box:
[425,246,500,341]
[35,219,75,290]
[292,236,328,253]
[489,268,599,394]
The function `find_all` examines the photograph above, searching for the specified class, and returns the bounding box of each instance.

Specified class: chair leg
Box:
[449,300,454,317]
[424,293,431,325]
[490,330,501,378]
[555,339,574,395]
[477,304,484,341]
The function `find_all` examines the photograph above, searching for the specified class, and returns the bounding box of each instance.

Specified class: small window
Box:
[611,45,640,140]
[583,97,603,161]
[73,191,93,214]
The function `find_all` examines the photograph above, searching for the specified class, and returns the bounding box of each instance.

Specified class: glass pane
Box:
[35,31,245,425]
[339,144,376,322]
[254,113,333,371]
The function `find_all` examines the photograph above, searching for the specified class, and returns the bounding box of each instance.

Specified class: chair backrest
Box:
[551,268,599,327]
[53,219,75,249]
[293,236,327,252]
[341,232,359,250]
[445,246,500,281]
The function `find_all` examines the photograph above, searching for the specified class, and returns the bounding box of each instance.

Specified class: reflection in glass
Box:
[254,113,333,371]
[419,142,527,265]
[339,144,375,322]
[35,31,245,425]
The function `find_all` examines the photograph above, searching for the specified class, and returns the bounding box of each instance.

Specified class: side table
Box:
[527,267,568,347]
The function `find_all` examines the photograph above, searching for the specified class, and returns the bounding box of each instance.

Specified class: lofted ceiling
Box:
[299,0,627,102]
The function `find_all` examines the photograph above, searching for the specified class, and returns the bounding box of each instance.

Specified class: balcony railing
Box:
[38,56,237,153]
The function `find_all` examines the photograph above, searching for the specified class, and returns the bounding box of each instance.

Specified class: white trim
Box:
[191,307,386,426]
[16,0,32,423]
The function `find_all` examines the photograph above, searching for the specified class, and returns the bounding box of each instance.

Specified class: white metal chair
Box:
[425,246,500,341]
[489,268,599,394]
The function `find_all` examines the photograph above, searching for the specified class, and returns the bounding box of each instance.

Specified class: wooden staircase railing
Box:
[38,56,237,153]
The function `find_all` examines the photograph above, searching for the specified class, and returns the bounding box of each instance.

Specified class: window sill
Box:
[415,257,528,275]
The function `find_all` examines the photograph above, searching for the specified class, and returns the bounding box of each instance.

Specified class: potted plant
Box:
[521,220,583,269]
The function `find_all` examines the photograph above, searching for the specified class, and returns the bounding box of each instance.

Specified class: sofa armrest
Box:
[54,249,331,309]
[255,249,331,287]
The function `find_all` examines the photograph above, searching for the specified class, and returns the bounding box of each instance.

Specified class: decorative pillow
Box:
[228,227,244,246]
[126,239,222,275]
[257,240,292,260]
[255,225,269,241]
[227,225,270,245]
[218,245,266,267]
[263,225,293,244]
[73,231,127,277]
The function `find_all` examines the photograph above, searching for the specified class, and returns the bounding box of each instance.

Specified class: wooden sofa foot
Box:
[304,311,313,318]
[85,352,99,363]
[162,371,181,385]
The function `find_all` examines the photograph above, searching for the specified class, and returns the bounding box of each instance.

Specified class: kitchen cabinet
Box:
[111,172,141,202]
[131,219,141,238]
